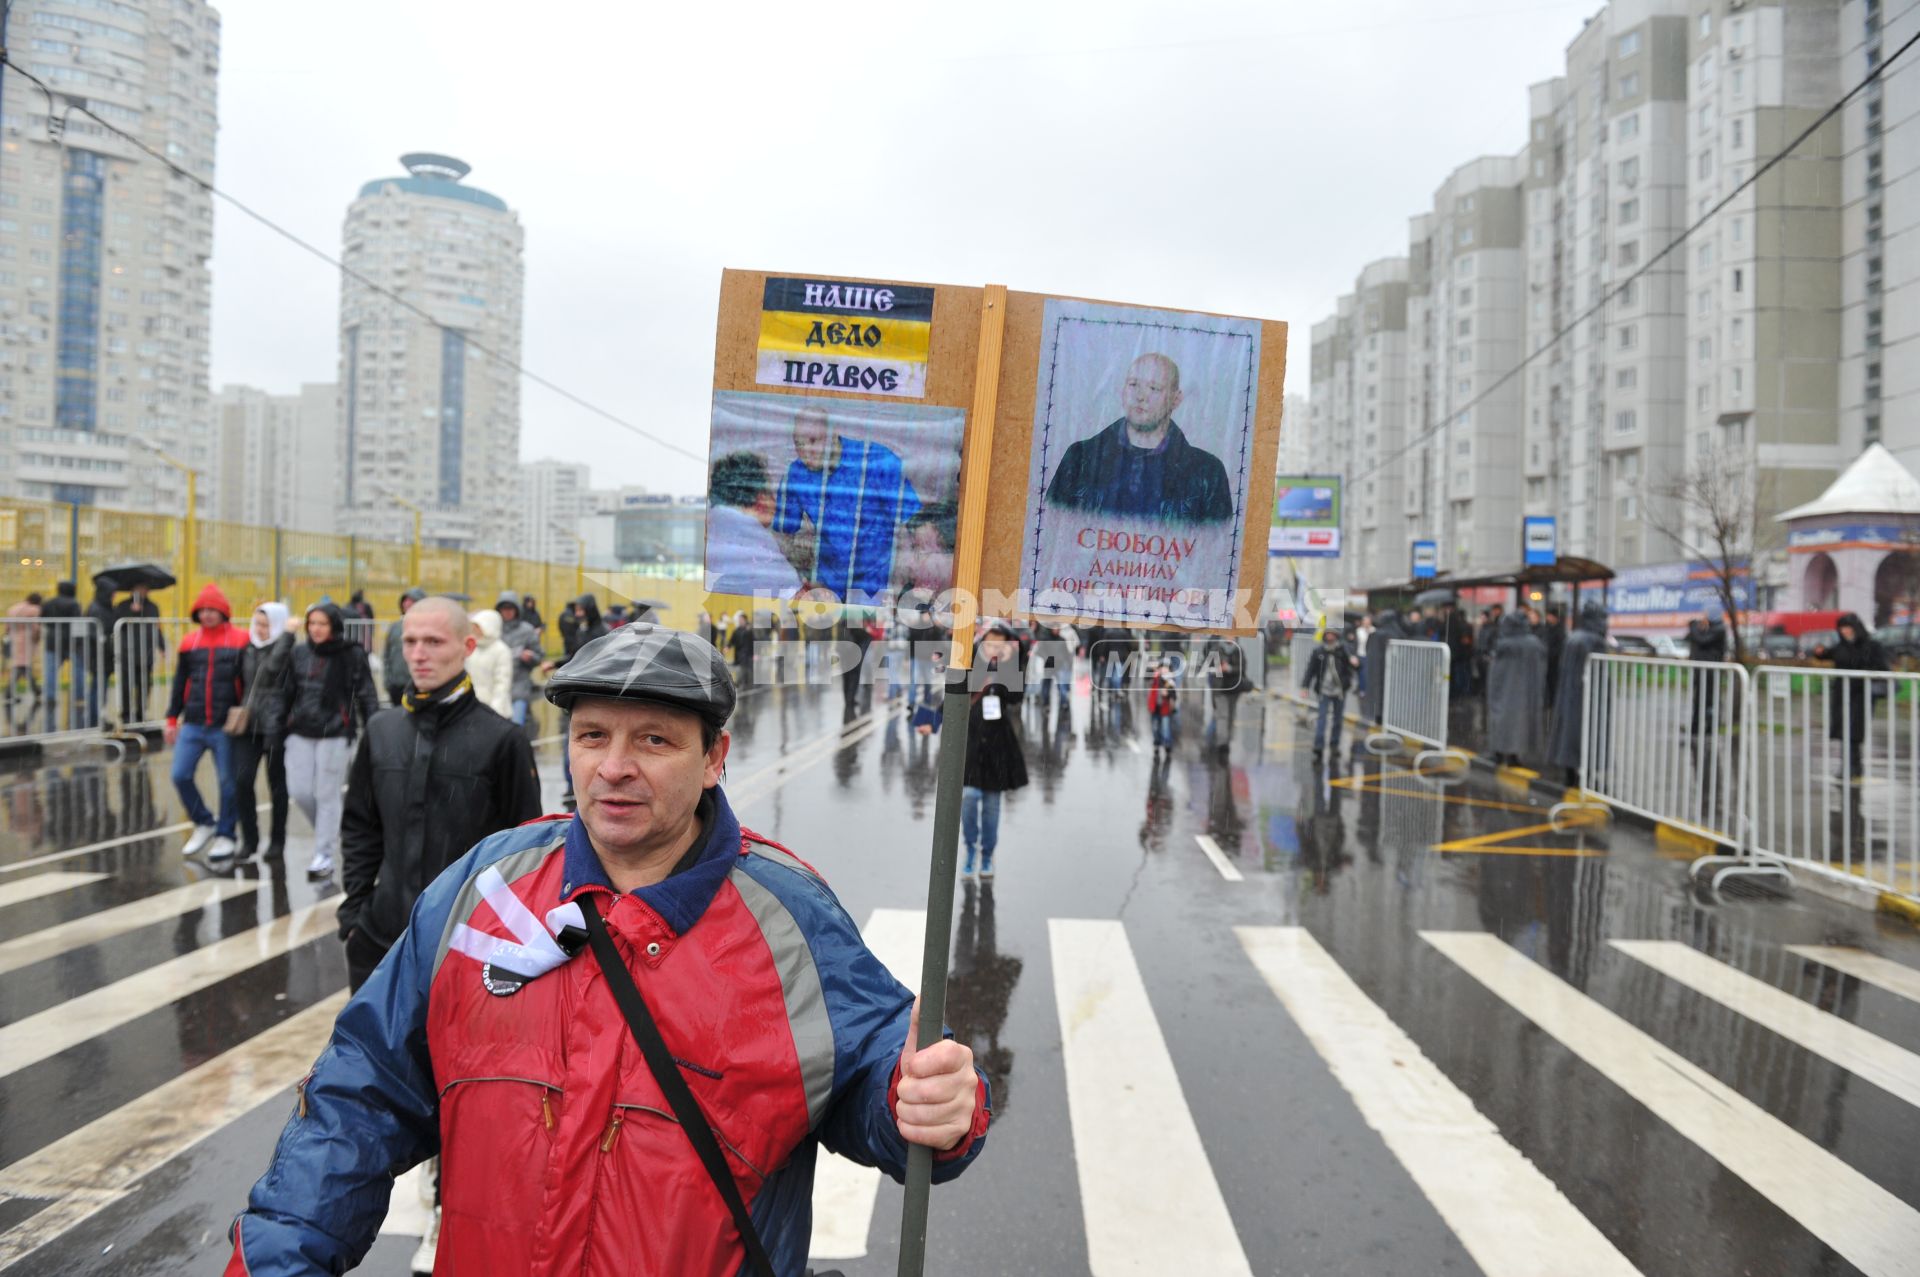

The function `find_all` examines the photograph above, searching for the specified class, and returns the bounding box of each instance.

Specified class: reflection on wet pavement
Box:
[3,671,1919,1276]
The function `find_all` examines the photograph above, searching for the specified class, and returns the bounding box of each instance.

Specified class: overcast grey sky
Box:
[208,0,1594,496]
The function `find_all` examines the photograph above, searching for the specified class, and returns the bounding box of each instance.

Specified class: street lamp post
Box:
[377,488,425,587]
[133,440,197,601]
[551,522,585,599]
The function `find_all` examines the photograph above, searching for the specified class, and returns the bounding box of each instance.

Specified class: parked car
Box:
[1738,625,1803,662]
[1649,635,1688,659]
[1609,634,1657,656]
[1876,622,1920,671]
[1798,630,1839,658]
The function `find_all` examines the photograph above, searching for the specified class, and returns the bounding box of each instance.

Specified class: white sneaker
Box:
[206,835,238,861]
[410,1205,440,1274]
[182,825,216,856]
[306,850,334,880]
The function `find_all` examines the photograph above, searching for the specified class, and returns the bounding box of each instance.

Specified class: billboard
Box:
[1607,559,1754,629]
[1268,475,1342,558]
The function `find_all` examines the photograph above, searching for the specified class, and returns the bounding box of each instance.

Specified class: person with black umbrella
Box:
[112,582,167,724]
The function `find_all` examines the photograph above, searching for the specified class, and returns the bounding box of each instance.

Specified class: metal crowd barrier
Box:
[110,617,197,733]
[343,617,378,649]
[1368,639,1465,773]
[1560,655,1755,875]
[1737,664,1919,899]
[1,617,107,748]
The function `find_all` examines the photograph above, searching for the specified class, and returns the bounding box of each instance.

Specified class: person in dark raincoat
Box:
[1685,604,1731,736]
[963,622,1028,879]
[382,588,426,707]
[1361,608,1406,727]
[1547,602,1609,786]
[1810,613,1891,779]
[542,593,608,805]
[1485,611,1548,767]
[1537,605,1565,704]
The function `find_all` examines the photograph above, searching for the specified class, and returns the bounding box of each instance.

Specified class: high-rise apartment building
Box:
[1346,260,1413,584]
[1418,155,1527,575]
[0,0,220,512]
[1689,0,1844,570]
[212,383,338,533]
[1528,1,1691,570]
[516,458,594,566]
[1314,0,1868,586]
[1842,0,1919,476]
[337,154,524,551]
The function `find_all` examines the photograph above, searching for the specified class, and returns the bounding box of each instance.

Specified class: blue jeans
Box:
[961,786,1001,869]
[1314,694,1345,751]
[511,698,528,726]
[1152,710,1176,748]
[172,721,239,836]
[43,646,93,731]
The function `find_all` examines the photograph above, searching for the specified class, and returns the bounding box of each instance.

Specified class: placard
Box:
[1017,299,1262,626]
[1412,540,1439,579]
[705,390,964,603]
[755,277,934,399]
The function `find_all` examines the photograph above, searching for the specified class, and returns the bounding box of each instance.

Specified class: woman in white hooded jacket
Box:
[467,608,514,718]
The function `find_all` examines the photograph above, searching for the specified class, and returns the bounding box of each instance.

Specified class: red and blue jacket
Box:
[225,785,989,1275]
[166,621,249,728]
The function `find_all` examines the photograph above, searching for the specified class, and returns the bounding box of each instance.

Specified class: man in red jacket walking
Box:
[166,583,251,861]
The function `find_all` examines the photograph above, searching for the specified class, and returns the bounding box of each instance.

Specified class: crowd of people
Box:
[1296,595,1904,790]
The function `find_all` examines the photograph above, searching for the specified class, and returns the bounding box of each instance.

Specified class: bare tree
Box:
[1646,453,1771,665]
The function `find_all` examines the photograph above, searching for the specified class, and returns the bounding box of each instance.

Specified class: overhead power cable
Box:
[0,56,708,465]
[1345,23,1920,489]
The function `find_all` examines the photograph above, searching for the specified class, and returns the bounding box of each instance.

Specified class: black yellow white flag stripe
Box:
[756,277,933,398]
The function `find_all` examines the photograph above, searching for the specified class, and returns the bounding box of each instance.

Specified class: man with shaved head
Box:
[339,593,542,993]
[1045,352,1236,524]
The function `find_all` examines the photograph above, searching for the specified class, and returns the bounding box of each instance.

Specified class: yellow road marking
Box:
[1431,817,1608,858]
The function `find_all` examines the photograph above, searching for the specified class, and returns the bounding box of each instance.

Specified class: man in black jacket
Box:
[1043,354,1235,524]
[39,580,83,732]
[338,596,541,992]
[113,584,166,725]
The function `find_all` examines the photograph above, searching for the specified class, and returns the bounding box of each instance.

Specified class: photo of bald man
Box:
[1043,352,1235,525]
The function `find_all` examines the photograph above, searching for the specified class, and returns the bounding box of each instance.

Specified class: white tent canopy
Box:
[1775,443,1920,523]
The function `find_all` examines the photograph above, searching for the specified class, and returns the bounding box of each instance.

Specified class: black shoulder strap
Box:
[579,894,777,1277]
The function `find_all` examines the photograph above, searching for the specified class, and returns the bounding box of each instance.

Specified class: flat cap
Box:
[543,623,736,726]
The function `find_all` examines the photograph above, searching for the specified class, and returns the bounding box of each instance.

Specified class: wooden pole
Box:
[897,284,1006,1277]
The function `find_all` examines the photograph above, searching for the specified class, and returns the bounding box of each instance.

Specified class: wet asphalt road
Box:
[2,666,1919,1276]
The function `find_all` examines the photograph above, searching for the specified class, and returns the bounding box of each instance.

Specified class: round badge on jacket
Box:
[481,963,527,997]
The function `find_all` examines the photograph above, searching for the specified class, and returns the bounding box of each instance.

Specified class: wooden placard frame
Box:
[709,269,1288,637]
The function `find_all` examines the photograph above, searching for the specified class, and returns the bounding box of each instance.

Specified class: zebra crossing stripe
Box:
[1612,941,1920,1109]
[0,879,258,978]
[1194,835,1244,882]
[0,991,347,1267]
[1784,945,1920,1007]
[1050,918,1252,1276]
[809,908,927,1261]
[0,872,109,909]
[1237,927,1644,1276]
[0,901,334,1082]
[1425,931,1920,1277]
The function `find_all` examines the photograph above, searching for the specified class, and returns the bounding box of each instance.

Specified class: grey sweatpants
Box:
[285,734,351,862]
